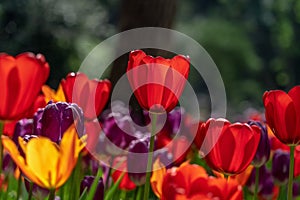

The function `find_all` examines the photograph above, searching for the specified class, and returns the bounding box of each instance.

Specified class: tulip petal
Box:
[26,137,60,188]
[264,90,297,144]
[0,53,49,120]
[127,50,190,113]
[288,86,300,142]
[57,126,85,187]
[2,136,44,187]
[151,159,166,199]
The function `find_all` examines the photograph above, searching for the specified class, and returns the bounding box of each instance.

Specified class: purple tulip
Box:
[2,154,15,173]
[33,109,44,136]
[12,119,34,144]
[98,107,144,156]
[38,102,84,143]
[246,165,274,198]
[145,107,183,137]
[153,148,173,169]
[248,121,270,167]
[293,182,299,197]
[259,175,275,199]
[80,176,104,200]
[272,150,289,185]
[127,138,149,186]
[24,179,49,199]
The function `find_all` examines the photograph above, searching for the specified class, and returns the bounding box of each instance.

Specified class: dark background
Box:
[1,0,300,118]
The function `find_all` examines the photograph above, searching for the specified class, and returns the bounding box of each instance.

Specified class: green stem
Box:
[143,113,157,200]
[0,121,4,175]
[288,145,295,200]
[59,184,64,200]
[224,174,229,180]
[136,186,143,200]
[105,158,113,189]
[27,182,33,200]
[253,167,259,200]
[49,188,56,200]
[16,175,22,200]
[120,190,126,199]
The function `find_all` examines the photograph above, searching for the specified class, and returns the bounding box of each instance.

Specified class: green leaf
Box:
[104,172,125,200]
[86,168,103,200]
[79,187,88,200]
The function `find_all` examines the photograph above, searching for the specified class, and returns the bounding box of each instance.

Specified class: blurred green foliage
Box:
[1,0,300,113]
[0,0,117,87]
[177,0,300,111]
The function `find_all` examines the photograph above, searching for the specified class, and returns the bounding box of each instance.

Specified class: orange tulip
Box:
[151,160,243,200]
[2,125,85,189]
[0,52,49,120]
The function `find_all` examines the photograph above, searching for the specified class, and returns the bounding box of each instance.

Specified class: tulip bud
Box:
[246,165,274,198]
[127,138,149,186]
[98,114,138,156]
[24,179,49,200]
[33,109,44,135]
[39,102,84,143]
[293,182,299,197]
[12,119,34,144]
[248,121,270,167]
[80,176,104,200]
[154,148,173,169]
[272,150,289,185]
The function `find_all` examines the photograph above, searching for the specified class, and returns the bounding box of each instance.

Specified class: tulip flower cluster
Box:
[0,50,299,200]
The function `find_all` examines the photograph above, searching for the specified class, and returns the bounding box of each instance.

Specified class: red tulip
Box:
[126,50,190,113]
[294,146,300,177]
[263,86,300,145]
[0,52,49,120]
[111,158,136,190]
[61,72,111,120]
[202,118,261,175]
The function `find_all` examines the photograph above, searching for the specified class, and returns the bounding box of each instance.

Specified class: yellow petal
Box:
[42,85,56,103]
[42,84,66,103]
[26,137,60,188]
[56,125,84,187]
[56,84,66,102]
[151,158,166,199]
[2,136,44,187]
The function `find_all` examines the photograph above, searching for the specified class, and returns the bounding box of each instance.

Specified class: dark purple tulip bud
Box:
[80,176,104,200]
[24,179,49,199]
[167,108,183,134]
[12,119,34,144]
[259,175,274,199]
[272,150,289,185]
[293,182,299,197]
[246,165,274,197]
[248,121,270,167]
[99,115,138,156]
[33,109,44,135]
[40,102,84,143]
[145,107,182,137]
[153,148,173,169]
[127,138,149,186]
[2,154,16,173]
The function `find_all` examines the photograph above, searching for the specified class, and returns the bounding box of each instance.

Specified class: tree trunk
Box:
[110,0,177,87]
[108,0,177,120]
